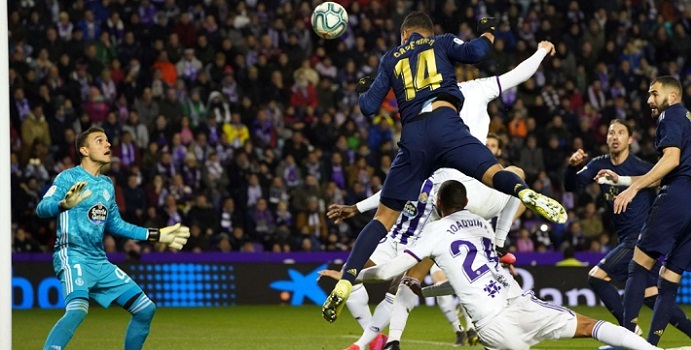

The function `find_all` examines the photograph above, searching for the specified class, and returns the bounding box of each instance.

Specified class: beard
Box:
[651,97,670,117]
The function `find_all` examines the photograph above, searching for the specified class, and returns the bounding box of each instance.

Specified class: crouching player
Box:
[37,126,191,350]
[321,180,663,350]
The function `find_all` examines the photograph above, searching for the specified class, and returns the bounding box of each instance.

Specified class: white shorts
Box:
[369,235,409,266]
[463,178,511,220]
[477,292,577,350]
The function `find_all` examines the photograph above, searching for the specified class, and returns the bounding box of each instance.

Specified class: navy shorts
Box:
[381,107,497,203]
[637,182,691,264]
[598,241,657,287]
[655,179,691,272]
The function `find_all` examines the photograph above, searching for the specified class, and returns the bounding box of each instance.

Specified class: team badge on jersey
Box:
[88,202,108,225]
[75,278,84,286]
[103,189,110,201]
[483,279,502,298]
[402,201,418,217]
[418,191,428,204]
[44,185,57,198]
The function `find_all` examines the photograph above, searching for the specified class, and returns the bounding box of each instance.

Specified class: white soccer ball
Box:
[311,2,349,39]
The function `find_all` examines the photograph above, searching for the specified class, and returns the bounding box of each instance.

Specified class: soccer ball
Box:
[311,2,348,39]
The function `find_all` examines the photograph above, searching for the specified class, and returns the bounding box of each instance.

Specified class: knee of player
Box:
[139,301,156,321]
[587,267,610,284]
[587,274,605,287]
[64,299,89,321]
[505,166,526,180]
[573,313,598,338]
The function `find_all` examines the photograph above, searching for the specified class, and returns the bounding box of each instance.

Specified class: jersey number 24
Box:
[450,237,498,283]
[394,49,442,101]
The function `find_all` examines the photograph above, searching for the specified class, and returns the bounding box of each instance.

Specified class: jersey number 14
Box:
[394,49,443,101]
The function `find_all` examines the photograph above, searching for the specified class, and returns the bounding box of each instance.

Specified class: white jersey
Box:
[430,168,510,221]
[420,76,499,145]
[387,177,435,245]
[457,77,501,145]
[405,210,523,328]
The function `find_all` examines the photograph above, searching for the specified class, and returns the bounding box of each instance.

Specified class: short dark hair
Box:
[401,11,434,34]
[651,75,682,94]
[486,133,503,148]
[437,180,468,215]
[76,126,106,160]
[609,119,632,137]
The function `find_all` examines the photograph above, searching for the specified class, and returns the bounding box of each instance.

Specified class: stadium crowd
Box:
[9,0,691,257]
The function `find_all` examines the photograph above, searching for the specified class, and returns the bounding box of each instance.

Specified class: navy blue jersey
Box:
[564,154,655,242]
[656,103,691,184]
[358,33,491,123]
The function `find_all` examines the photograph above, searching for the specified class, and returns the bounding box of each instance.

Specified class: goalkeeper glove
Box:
[355,75,374,95]
[477,17,498,35]
[147,223,191,250]
[59,182,92,210]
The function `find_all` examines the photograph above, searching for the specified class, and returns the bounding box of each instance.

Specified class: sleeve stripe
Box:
[404,250,423,262]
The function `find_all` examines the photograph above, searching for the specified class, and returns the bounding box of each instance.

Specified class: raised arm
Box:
[498,41,553,90]
[37,173,72,218]
[445,35,492,64]
[358,61,391,116]
[356,253,419,283]
[613,147,680,214]
[564,149,596,192]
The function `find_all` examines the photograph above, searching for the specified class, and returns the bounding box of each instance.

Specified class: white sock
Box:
[346,284,371,330]
[355,293,394,348]
[592,320,660,350]
[462,306,474,330]
[389,278,419,342]
[437,295,463,332]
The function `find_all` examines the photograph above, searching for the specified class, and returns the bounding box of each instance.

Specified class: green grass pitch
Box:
[13,305,691,349]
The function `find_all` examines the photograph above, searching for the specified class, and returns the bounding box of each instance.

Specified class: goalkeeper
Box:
[37,126,190,350]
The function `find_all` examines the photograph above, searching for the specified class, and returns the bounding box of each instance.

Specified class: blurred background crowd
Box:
[9,0,691,258]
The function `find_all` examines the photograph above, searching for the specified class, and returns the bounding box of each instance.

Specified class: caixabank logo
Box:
[269,264,327,306]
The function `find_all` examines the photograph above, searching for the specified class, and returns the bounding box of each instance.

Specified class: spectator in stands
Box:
[13,227,43,253]
[296,196,328,252]
[187,194,219,236]
[123,174,147,223]
[556,246,587,267]
[13,0,691,256]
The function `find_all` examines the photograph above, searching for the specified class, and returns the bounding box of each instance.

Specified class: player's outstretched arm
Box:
[326,204,359,224]
[320,254,419,283]
[421,281,454,297]
[36,174,81,218]
[326,190,382,223]
[147,223,191,250]
[358,65,391,116]
[564,149,595,192]
[497,41,554,90]
[357,253,418,282]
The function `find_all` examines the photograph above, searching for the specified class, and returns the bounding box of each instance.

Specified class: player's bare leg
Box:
[346,260,378,330]
[385,258,434,349]
[482,164,567,223]
[322,203,400,323]
[431,268,468,345]
[574,313,662,350]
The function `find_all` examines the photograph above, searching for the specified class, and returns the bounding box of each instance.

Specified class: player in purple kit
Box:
[600,76,691,346]
[322,11,566,324]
